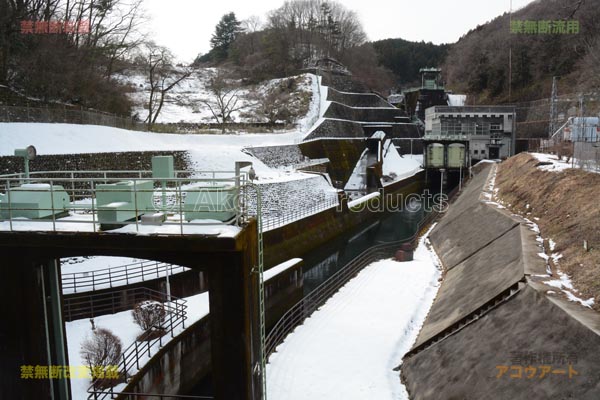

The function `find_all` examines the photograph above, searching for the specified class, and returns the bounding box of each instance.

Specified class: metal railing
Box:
[0,169,252,234]
[86,289,188,400]
[86,393,212,400]
[63,287,185,322]
[260,195,339,231]
[62,260,188,294]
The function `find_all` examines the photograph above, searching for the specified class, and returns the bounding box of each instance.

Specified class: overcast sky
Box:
[143,0,536,63]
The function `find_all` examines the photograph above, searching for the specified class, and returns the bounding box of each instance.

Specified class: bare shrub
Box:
[132,300,167,339]
[80,328,123,388]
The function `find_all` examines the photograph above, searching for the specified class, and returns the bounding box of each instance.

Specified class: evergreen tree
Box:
[210,12,243,61]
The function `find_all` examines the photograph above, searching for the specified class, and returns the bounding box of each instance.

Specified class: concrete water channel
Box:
[188,195,430,397]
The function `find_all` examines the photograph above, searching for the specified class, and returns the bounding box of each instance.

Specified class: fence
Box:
[0,105,144,131]
[513,92,600,139]
[62,260,188,294]
[87,393,211,400]
[63,286,186,322]
[260,195,340,231]
[574,141,600,173]
[86,289,188,400]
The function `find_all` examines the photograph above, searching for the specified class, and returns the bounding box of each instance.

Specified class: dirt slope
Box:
[495,153,600,311]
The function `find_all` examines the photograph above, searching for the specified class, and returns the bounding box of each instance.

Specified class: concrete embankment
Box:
[401,163,600,400]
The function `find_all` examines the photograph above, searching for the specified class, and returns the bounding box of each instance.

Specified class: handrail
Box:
[62,260,189,294]
[265,183,465,359]
[86,288,188,400]
[260,196,339,231]
[63,287,183,322]
[86,392,212,400]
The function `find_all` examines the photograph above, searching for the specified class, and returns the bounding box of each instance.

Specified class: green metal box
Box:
[184,184,237,222]
[0,184,70,219]
[152,156,175,179]
[96,180,155,224]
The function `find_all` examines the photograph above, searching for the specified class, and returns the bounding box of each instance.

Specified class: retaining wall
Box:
[0,151,191,176]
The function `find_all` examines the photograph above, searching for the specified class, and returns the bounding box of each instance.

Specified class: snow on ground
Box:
[344,149,368,192]
[116,69,317,125]
[531,153,573,172]
[66,291,210,400]
[0,123,336,189]
[62,256,145,274]
[67,256,302,399]
[266,231,442,400]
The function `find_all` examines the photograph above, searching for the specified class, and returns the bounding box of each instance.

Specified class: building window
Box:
[474,150,478,154]
[491,123,502,131]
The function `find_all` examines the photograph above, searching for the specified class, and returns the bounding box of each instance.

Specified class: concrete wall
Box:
[263,171,425,267]
[401,164,600,400]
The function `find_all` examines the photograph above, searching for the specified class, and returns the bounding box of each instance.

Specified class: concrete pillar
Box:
[46,259,70,400]
[1,255,70,399]
[207,232,261,400]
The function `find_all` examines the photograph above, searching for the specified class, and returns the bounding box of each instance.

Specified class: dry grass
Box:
[496,153,600,311]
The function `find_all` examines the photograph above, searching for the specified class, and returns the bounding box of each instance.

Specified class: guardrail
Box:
[62,260,188,294]
[265,184,463,358]
[0,170,251,234]
[86,289,187,400]
[63,287,185,322]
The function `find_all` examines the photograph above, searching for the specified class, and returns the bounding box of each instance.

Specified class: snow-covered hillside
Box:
[117,68,320,128]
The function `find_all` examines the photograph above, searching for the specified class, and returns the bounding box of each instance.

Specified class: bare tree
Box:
[241,15,262,53]
[266,0,367,59]
[80,328,123,388]
[139,42,191,130]
[201,70,248,133]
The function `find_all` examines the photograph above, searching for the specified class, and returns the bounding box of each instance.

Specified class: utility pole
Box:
[549,76,558,139]
[509,0,513,103]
